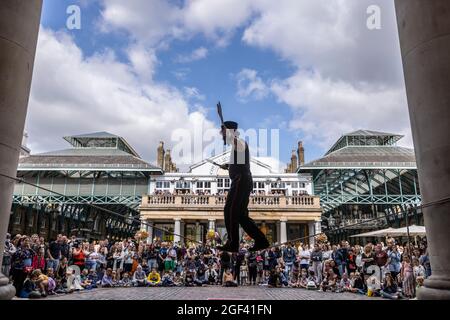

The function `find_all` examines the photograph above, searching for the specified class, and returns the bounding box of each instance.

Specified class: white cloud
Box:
[26,28,216,169]
[236,68,269,102]
[176,47,208,63]
[184,87,206,101]
[271,70,412,149]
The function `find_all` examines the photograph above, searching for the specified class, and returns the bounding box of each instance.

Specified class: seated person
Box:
[19,271,42,299]
[141,261,150,276]
[350,272,366,294]
[101,268,114,288]
[32,269,50,297]
[111,270,120,287]
[80,269,94,290]
[147,268,161,286]
[205,265,218,285]
[121,272,132,287]
[87,269,98,288]
[339,273,352,292]
[162,270,175,287]
[45,268,57,295]
[320,269,338,292]
[223,269,238,287]
[195,266,208,286]
[381,272,401,300]
[67,268,84,292]
[366,274,381,297]
[306,270,318,290]
[278,267,289,287]
[173,271,184,286]
[132,265,148,287]
[184,270,196,287]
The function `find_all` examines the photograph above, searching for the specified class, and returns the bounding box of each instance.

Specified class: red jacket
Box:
[32,255,45,270]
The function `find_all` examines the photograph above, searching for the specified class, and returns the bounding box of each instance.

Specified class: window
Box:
[196,181,211,193]
[14,212,21,225]
[217,178,230,192]
[271,182,286,189]
[155,181,171,191]
[28,214,34,227]
[253,181,265,193]
[175,181,191,189]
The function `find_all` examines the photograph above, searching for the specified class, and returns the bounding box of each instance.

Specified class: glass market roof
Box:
[18,133,162,173]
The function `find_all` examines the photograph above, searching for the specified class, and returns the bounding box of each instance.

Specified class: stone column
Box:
[147,221,153,244]
[174,218,181,244]
[308,222,316,247]
[280,219,287,244]
[395,0,450,300]
[208,219,216,231]
[0,0,42,300]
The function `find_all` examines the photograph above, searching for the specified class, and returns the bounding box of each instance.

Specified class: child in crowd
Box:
[240,261,249,286]
[162,270,175,287]
[80,269,94,290]
[173,271,184,286]
[223,269,238,287]
[87,269,99,288]
[132,265,148,287]
[306,271,318,290]
[101,268,114,288]
[184,270,196,287]
[297,269,308,289]
[206,265,218,285]
[339,273,352,292]
[19,271,42,299]
[121,272,132,287]
[147,268,161,286]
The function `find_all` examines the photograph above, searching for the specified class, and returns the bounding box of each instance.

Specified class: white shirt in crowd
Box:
[299,249,311,265]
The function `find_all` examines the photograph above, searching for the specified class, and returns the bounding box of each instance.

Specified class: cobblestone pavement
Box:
[44,286,377,300]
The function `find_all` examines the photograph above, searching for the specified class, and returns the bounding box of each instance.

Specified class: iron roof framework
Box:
[298,130,422,233]
[12,169,160,237]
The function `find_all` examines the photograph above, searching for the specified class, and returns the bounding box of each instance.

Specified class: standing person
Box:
[216,120,269,252]
[283,242,296,280]
[386,245,401,281]
[361,244,376,276]
[46,235,62,272]
[247,251,258,286]
[401,256,415,299]
[11,236,34,297]
[310,244,323,283]
[3,233,16,278]
[346,248,358,276]
[219,251,232,285]
[32,248,46,271]
[72,242,86,272]
[299,244,311,272]
[335,241,349,276]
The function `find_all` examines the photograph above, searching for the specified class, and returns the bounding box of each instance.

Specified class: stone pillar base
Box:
[417,284,450,300]
[0,273,15,300]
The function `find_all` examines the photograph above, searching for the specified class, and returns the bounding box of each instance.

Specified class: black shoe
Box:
[216,242,239,252]
[249,239,270,252]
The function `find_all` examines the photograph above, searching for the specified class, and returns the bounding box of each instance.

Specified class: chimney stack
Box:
[157,141,165,169]
[297,141,305,166]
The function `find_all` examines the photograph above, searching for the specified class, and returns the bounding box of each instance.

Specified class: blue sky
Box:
[27,0,412,171]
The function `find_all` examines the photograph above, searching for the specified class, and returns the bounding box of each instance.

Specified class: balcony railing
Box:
[142,194,321,209]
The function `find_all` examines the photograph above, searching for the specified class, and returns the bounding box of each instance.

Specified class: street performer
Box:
[216,120,270,253]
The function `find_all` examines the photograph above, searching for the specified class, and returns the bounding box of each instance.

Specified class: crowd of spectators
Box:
[3,232,430,299]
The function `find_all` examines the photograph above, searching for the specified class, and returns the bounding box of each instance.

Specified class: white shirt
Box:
[299,249,311,265]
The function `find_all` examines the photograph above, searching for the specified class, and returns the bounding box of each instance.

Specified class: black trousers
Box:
[224,174,267,246]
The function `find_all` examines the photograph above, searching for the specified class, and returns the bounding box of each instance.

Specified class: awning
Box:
[350,228,396,238]
[383,225,426,237]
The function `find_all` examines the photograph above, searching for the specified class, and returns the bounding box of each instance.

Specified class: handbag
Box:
[24,266,34,274]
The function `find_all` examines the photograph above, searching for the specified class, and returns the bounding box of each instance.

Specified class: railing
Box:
[143,194,320,209]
